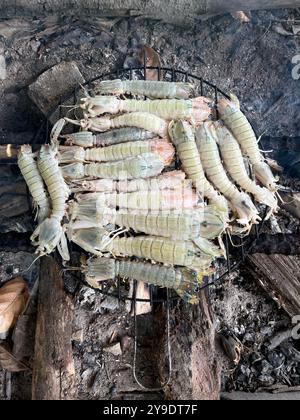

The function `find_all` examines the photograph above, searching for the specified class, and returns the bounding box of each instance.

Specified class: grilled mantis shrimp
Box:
[58,139,175,166]
[214,122,279,219]
[68,228,215,271]
[66,112,169,137]
[69,204,225,257]
[68,171,189,193]
[30,144,70,260]
[196,122,261,231]
[70,189,198,213]
[81,96,211,125]
[218,95,278,192]
[18,145,51,223]
[93,79,195,99]
[64,127,155,148]
[82,258,201,305]
[169,120,229,220]
[61,153,165,181]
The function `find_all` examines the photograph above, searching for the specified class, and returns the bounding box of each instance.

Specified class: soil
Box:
[0,7,300,400]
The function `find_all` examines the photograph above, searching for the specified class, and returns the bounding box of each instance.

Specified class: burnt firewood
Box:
[32,256,76,400]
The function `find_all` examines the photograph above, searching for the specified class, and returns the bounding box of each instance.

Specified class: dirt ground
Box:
[0,8,300,399]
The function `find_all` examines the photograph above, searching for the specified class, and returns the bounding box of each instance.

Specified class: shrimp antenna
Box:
[23,253,44,273]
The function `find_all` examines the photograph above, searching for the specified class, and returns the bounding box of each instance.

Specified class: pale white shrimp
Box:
[218,94,279,192]
[93,79,195,99]
[214,122,279,219]
[81,96,211,125]
[196,122,261,231]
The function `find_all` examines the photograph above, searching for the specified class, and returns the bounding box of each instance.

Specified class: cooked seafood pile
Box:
[18,79,279,304]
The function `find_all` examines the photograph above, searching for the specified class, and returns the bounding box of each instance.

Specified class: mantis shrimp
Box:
[81,96,211,125]
[66,112,169,137]
[64,127,155,147]
[58,139,175,166]
[18,145,51,223]
[169,120,229,221]
[69,189,199,213]
[217,94,278,192]
[214,122,279,219]
[69,204,225,258]
[61,153,165,181]
[30,144,70,260]
[81,257,201,305]
[196,122,261,232]
[68,171,190,193]
[93,79,195,99]
[68,228,215,271]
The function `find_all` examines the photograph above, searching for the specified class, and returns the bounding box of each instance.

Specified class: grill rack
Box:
[30,60,268,305]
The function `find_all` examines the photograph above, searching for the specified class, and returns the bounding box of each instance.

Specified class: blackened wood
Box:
[246,254,300,318]
[158,290,220,400]
[32,257,76,400]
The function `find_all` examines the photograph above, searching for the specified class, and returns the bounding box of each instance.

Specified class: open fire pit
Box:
[0,1,300,402]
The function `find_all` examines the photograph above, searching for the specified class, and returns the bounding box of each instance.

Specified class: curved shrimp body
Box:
[83,258,201,305]
[59,139,175,166]
[93,79,195,99]
[69,228,214,271]
[61,153,165,181]
[73,112,169,138]
[30,144,70,260]
[218,95,278,191]
[37,145,70,221]
[82,96,211,125]
[18,145,51,223]
[196,122,261,229]
[215,123,278,218]
[169,120,229,219]
[64,128,155,148]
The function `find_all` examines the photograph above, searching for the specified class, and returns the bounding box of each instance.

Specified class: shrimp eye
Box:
[201,221,208,228]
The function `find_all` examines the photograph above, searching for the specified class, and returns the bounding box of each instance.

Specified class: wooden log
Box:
[32,256,76,400]
[246,254,300,318]
[0,1,300,26]
[158,290,220,400]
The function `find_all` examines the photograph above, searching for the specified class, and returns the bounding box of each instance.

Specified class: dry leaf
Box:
[231,11,251,23]
[0,343,29,372]
[0,278,29,337]
[138,45,162,81]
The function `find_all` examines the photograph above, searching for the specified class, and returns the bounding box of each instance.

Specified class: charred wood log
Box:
[157,290,220,400]
[32,257,76,400]
[246,254,300,318]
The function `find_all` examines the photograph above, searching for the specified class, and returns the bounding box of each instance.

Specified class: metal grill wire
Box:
[32,60,267,304]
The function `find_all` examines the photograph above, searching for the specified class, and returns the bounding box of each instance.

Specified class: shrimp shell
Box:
[18,145,51,223]
[59,139,175,166]
[83,258,201,305]
[217,95,278,191]
[196,122,261,229]
[64,128,155,148]
[93,79,195,99]
[214,122,278,218]
[72,112,169,137]
[82,96,211,125]
[169,120,229,219]
[30,144,70,260]
[70,188,198,216]
[61,153,165,180]
[68,171,190,193]
[69,228,213,271]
